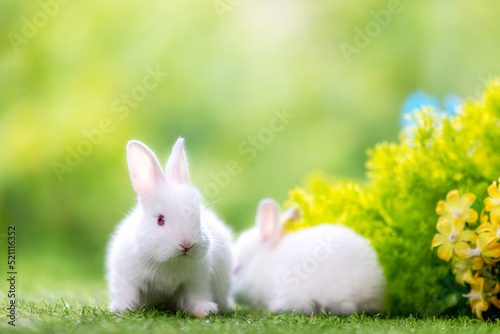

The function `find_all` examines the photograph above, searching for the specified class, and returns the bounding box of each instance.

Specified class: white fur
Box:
[106,138,233,317]
[232,198,386,315]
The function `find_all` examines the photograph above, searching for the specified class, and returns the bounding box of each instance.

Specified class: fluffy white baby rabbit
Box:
[232,199,386,315]
[106,138,233,317]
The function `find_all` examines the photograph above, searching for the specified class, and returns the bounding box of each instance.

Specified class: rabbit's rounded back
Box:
[232,198,385,315]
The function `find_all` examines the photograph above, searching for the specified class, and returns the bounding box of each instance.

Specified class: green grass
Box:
[1,300,499,334]
[1,255,498,333]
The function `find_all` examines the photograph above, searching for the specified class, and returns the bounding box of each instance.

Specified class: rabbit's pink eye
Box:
[157,215,165,226]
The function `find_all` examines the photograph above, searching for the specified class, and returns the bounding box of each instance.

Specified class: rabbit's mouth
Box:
[179,248,193,256]
[177,240,196,256]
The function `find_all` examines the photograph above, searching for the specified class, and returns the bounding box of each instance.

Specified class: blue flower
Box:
[443,94,462,116]
[401,91,462,129]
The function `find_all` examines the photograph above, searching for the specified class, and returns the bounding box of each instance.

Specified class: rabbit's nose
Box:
[179,240,194,254]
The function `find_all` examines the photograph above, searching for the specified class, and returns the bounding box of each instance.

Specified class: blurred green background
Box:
[1,0,500,301]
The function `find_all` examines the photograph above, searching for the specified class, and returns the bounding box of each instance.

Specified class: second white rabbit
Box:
[232,198,386,315]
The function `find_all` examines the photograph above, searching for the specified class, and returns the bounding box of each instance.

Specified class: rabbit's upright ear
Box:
[165,137,189,185]
[127,140,166,198]
[256,198,282,246]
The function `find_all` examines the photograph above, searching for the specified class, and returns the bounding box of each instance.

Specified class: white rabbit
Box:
[232,198,385,315]
[106,138,233,317]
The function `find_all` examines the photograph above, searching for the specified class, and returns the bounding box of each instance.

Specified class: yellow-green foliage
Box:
[285,81,500,315]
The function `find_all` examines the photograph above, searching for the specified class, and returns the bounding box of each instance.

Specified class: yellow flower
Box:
[461,232,500,265]
[431,218,476,262]
[479,210,489,225]
[484,179,500,216]
[463,277,488,320]
[436,190,478,223]
[477,211,500,239]
[463,276,500,320]
[452,256,484,286]
[491,291,500,311]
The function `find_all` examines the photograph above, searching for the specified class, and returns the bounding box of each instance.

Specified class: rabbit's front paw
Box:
[189,301,218,317]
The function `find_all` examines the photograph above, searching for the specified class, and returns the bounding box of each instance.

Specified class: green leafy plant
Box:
[283,81,500,316]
